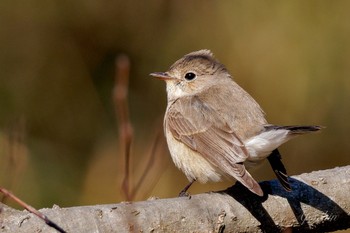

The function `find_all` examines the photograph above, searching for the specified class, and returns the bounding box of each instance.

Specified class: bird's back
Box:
[197,77,267,140]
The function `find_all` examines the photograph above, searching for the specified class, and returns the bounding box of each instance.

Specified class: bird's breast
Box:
[164,125,223,183]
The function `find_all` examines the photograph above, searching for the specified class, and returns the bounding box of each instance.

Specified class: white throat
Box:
[166,81,189,101]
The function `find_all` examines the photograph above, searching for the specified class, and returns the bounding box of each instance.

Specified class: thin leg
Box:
[178,180,195,197]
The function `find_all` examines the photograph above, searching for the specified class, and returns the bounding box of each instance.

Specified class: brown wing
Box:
[166,96,263,196]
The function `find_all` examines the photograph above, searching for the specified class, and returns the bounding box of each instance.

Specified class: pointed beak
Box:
[150,72,176,81]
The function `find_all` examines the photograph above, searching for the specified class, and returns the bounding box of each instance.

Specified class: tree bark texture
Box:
[1,166,350,232]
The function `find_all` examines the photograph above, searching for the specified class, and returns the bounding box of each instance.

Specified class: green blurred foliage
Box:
[0,0,349,212]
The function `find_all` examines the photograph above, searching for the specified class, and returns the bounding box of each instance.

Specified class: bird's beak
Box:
[150,72,176,81]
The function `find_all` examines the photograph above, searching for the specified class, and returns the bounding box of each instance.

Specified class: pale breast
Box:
[164,126,223,183]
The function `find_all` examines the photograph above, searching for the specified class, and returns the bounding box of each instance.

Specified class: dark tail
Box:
[264,125,323,135]
[265,125,322,191]
[267,149,291,191]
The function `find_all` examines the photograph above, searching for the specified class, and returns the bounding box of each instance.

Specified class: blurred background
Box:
[0,0,349,216]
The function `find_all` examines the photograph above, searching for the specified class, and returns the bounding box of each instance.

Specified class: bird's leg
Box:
[178,180,195,197]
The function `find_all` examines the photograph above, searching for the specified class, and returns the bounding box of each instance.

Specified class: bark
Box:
[1,166,350,233]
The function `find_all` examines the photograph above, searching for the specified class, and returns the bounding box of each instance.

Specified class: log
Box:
[1,166,350,232]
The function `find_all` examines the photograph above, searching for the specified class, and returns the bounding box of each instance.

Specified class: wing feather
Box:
[166,96,263,196]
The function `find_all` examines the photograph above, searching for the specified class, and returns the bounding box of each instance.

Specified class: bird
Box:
[150,49,321,196]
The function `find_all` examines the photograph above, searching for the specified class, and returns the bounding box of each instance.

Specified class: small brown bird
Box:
[150,50,321,196]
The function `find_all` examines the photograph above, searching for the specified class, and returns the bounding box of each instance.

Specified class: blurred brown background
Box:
[1,0,349,211]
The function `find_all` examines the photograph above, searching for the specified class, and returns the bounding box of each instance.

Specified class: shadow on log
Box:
[226,174,350,232]
[1,166,350,232]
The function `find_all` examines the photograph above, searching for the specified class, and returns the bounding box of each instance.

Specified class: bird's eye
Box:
[184,72,196,81]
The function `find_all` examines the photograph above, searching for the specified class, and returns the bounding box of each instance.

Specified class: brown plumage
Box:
[151,50,321,196]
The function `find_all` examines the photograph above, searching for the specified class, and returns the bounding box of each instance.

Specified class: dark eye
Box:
[184,72,196,81]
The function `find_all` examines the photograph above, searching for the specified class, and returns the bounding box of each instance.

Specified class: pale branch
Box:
[1,166,350,232]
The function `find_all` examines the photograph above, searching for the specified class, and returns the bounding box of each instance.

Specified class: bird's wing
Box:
[166,96,263,196]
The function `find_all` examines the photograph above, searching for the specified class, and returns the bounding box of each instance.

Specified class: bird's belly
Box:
[165,130,222,183]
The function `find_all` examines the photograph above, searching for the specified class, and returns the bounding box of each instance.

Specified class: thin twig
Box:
[113,55,166,200]
[113,54,133,201]
[1,117,28,203]
[0,187,66,233]
[131,130,162,199]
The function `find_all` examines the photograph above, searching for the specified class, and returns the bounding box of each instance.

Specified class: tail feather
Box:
[248,125,323,192]
[267,149,291,191]
[264,125,323,134]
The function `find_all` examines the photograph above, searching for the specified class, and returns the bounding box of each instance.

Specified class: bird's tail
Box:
[267,149,291,191]
[264,125,323,191]
[264,125,323,135]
